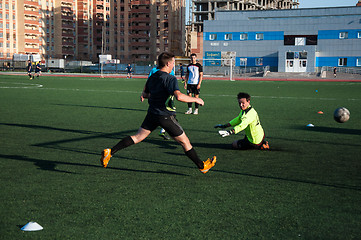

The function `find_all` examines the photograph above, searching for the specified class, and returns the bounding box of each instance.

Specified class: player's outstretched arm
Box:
[174,90,204,106]
[214,123,231,129]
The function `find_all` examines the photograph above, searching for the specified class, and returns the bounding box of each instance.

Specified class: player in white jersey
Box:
[184,53,203,115]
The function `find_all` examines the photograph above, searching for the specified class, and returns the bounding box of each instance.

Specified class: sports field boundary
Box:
[1,71,361,82]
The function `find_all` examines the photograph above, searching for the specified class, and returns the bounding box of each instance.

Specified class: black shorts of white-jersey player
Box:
[184,53,203,115]
[100,52,216,174]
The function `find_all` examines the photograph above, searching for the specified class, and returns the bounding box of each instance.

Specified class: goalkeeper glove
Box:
[218,129,234,138]
[214,124,227,129]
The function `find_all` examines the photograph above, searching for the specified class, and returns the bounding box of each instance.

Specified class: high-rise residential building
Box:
[0,0,185,63]
[187,0,299,57]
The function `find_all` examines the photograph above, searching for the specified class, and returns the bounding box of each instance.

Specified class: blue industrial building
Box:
[203,7,361,72]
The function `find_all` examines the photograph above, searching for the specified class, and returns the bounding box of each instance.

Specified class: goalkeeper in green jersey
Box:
[215,92,269,150]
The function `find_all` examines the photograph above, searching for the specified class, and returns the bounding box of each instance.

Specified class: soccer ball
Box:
[333,107,350,123]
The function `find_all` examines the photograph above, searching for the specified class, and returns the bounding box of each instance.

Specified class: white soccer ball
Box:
[333,107,350,123]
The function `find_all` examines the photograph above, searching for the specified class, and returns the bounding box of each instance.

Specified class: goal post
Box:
[174,58,237,81]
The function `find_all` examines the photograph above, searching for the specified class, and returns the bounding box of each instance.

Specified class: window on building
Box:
[338,58,347,66]
[299,52,307,59]
[256,33,264,40]
[240,33,248,40]
[286,52,294,59]
[209,34,217,40]
[225,34,232,40]
[284,35,317,45]
[357,58,361,66]
[339,32,348,39]
[256,58,263,66]
[295,37,306,46]
[239,58,247,66]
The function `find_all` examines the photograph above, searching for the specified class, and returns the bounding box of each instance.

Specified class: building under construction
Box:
[187,0,299,57]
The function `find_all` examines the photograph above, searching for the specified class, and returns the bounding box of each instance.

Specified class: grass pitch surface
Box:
[1,74,361,239]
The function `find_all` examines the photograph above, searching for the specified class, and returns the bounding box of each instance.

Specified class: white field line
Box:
[1,82,360,101]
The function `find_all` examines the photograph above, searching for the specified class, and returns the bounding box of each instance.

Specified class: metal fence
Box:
[321,66,361,75]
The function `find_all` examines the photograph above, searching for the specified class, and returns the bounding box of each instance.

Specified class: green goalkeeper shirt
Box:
[229,106,265,145]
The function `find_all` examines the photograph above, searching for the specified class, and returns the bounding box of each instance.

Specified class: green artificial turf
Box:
[0,74,361,239]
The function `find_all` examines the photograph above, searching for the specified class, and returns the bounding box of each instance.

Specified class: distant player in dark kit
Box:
[179,63,185,82]
[26,60,33,80]
[126,64,133,78]
[35,62,42,78]
[215,92,269,150]
[333,67,337,78]
[184,53,203,115]
[101,52,216,174]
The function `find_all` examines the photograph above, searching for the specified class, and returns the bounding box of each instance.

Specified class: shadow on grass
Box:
[53,103,147,112]
[3,122,360,190]
[296,125,361,135]
[213,168,361,191]
[0,154,189,176]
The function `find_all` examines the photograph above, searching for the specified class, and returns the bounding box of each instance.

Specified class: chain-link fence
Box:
[2,58,268,79]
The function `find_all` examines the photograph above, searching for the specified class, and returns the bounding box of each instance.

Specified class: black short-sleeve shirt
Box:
[144,70,180,116]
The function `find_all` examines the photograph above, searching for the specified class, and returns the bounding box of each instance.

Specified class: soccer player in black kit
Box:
[100,52,216,174]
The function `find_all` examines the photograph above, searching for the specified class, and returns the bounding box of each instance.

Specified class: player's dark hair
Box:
[237,92,251,101]
[190,53,197,58]
[158,52,175,68]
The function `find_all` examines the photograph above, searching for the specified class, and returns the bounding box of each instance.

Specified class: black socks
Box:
[185,148,204,169]
[111,136,135,155]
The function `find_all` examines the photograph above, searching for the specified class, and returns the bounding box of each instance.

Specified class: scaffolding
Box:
[191,0,299,32]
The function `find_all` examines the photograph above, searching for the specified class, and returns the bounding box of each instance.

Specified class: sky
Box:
[298,0,358,8]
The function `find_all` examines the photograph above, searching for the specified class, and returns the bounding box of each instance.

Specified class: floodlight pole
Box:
[101,26,104,78]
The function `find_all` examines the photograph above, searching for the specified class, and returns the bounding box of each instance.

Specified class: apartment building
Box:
[0,0,185,64]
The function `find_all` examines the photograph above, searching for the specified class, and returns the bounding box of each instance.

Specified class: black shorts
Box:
[141,112,184,137]
[187,84,200,95]
[234,136,265,150]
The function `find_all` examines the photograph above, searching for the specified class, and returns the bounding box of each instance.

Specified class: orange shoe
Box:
[100,149,112,167]
[261,141,269,150]
[199,156,216,174]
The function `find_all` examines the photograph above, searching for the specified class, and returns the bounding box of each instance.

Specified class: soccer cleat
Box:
[261,141,269,150]
[193,109,199,115]
[159,132,171,140]
[199,156,216,174]
[100,148,112,168]
[185,109,192,114]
